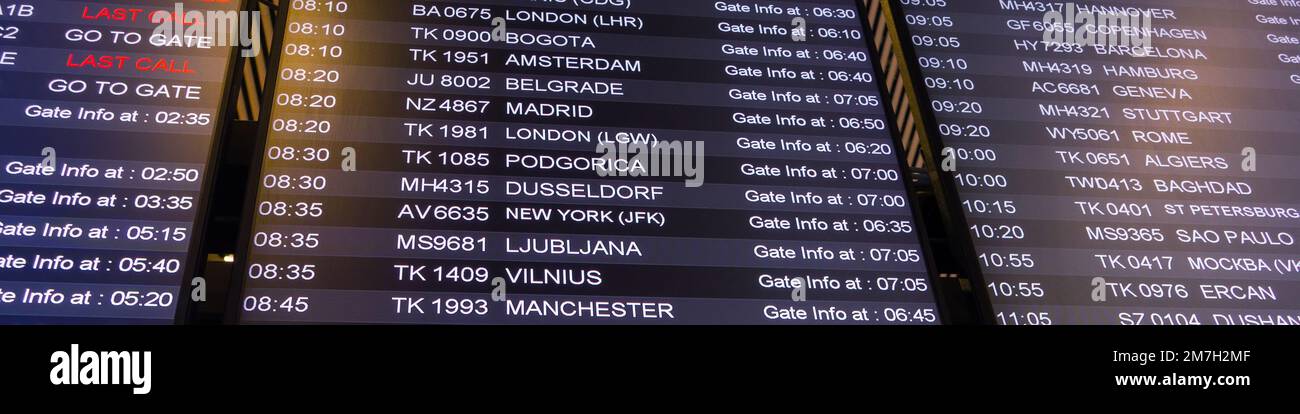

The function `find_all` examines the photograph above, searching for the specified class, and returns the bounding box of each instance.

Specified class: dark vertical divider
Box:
[194,0,282,324]
[864,0,991,324]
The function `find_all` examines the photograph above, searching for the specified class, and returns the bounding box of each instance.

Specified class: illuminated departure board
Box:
[236,0,940,324]
[0,0,242,323]
[897,0,1300,324]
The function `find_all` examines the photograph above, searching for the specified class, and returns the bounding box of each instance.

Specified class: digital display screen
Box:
[237,0,939,324]
[898,0,1300,324]
[0,0,241,323]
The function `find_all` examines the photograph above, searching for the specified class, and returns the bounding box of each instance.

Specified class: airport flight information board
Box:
[0,0,241,323]
[237,0,939,324]
[898,0,1300,324]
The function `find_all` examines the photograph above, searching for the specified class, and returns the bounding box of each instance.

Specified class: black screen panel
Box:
[235,0,941,324]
